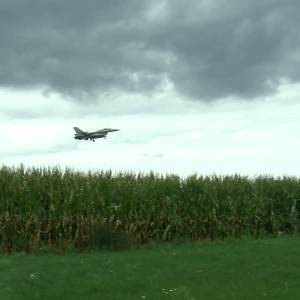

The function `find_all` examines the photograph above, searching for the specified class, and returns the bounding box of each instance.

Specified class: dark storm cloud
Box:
[161,0,300,99]
[0,0,300,100]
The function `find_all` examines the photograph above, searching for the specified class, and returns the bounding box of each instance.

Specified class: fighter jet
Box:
[73,127,119,142]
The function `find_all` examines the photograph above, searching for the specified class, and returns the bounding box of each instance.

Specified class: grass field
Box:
[1,236,300,300]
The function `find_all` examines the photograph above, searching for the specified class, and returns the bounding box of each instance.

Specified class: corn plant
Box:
[0,165,300,252]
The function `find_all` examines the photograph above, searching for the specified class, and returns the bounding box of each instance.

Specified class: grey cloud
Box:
[153,0,300,99]
[0,0,300,101]
[0,109,38,120]
[0,142,78,157]
[141,153,164,159]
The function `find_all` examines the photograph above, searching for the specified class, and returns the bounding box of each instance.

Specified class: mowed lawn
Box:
[1,236,300,300]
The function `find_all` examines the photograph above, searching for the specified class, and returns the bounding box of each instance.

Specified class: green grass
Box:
[1,236,300,300]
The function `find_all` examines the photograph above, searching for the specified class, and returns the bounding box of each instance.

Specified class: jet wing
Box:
[91,129,106,134]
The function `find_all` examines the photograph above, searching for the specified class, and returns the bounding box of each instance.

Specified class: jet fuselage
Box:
[73,127,119,141]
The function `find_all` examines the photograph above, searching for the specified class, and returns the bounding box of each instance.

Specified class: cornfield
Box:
[1,165,300,252]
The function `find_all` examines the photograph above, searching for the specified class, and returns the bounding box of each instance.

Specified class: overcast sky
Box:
[1,0,300,176]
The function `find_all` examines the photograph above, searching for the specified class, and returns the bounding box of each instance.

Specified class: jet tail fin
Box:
[73,127,85,134]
